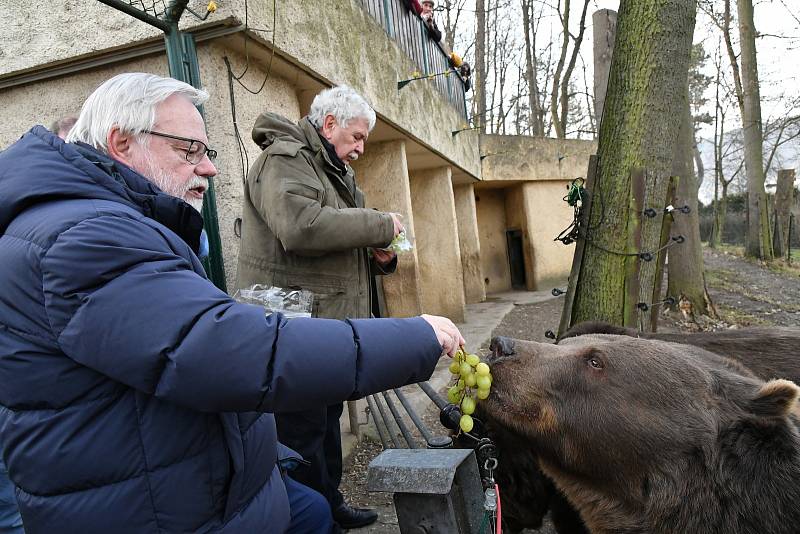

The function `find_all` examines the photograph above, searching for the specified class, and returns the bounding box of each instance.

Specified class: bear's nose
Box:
[489,336,515,361]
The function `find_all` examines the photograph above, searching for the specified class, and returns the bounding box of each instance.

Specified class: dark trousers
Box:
[284,475,336,533]
[275,402,345,511]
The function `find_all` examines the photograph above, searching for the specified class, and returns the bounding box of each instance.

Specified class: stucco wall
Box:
[3,0,479,180]
[475,189,511,293]
[0,45,302,291]
[0,57,169,147]
[481,134,596,184]
[410,167,465,322]
[522,182,574,289]
[479,134,596,290]
[504,186,536,290]
[197,43,301,287]
[453,184,485,303]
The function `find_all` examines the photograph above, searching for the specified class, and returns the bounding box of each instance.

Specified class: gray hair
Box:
[308,85,376,131]
[65,73,208,152]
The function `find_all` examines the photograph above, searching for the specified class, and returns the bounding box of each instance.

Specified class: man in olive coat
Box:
[236,86,402,529]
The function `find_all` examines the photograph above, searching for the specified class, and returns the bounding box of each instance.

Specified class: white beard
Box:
[133,149,206,213]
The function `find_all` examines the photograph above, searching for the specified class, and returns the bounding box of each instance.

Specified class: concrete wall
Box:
[351,140,424,318]
[453,184,486,303]
[475,189,512,294]
[481,135,596,184]
[479,134,596,290]
[2,0,479,180]
[410,167,465,322]
[521,182,575,289]
[0,44,302,290]
[0,57,168,146]
[504,186,536,290]
[198,44,302,287]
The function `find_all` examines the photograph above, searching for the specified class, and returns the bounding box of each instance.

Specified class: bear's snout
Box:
[489,336,515,361]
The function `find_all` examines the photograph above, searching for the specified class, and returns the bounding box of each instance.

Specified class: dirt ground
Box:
[339,246,800,533]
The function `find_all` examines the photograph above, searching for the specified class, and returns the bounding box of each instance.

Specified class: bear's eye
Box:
[587,356,604,370]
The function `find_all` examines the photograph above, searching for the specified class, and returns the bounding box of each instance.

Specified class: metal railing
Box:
[359,0,469,118]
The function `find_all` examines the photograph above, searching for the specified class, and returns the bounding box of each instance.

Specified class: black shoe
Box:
[332,503,378,529]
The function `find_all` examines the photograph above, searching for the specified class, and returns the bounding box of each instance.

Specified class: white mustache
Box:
[347,152,360,161]
[185,175,207,193]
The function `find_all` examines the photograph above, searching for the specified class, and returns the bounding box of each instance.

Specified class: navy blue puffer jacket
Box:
[0,127,442,533]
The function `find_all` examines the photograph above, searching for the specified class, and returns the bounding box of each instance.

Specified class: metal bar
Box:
[178,33,227,291]
[650,175,678,332]
[372,394,402,448]
[382,0,393,37]
[417,381,448,410]
[366,395,390,449]
[393,388,436,445]
[163,0,190,23]
[382,392,417,448]
[347,400,361,439]
[96,0,170,31]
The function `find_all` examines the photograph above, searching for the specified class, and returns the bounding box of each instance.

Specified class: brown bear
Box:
[482,333,800,534]
[560,322,800,384]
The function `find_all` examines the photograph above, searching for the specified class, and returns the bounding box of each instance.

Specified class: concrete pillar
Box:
[475,188,512,294]
[593,9,617,129]
[774,169,796,257]
[410,167,466,322]
[453,184,486,304]
[352,140,423,317]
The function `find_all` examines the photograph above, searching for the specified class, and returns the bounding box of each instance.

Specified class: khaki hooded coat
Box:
[235,113,395,319]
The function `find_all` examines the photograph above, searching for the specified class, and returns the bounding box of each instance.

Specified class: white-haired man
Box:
[235,86,403,530]
[0,73,465,533]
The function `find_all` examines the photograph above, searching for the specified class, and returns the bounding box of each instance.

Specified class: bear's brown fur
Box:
[483,333,800,534]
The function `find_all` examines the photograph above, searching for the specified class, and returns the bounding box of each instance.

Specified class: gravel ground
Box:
[340,246,800,533]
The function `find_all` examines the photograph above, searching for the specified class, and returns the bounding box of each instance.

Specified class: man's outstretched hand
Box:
[421,314,465,357]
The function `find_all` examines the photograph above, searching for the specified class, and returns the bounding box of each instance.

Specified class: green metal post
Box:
[96,0,227,291]
[161,5,227,292]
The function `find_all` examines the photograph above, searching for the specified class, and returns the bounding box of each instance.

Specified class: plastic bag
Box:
[232,284,313,318]
[384,230,414,254]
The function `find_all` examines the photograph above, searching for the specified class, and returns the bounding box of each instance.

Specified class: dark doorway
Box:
[506,229,527,290]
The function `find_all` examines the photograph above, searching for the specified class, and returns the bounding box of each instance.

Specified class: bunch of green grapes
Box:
[447,348,492,433]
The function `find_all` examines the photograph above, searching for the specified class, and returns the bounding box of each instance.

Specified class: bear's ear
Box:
[749,379,800,418]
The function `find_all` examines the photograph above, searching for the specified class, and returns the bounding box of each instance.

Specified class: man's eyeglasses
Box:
[141,130,217,165]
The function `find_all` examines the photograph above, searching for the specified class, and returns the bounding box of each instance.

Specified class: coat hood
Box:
[251,112,310,150]
[251,113,348,174]
[0,126,203,252]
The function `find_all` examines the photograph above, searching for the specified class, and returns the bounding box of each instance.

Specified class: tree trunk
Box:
[569,0,697,329]
[774,169,796,257]
[718,181,729,242]
[550,0,571,139]
[475,0,486,133]
[521,0,544,136]
[737,0,772,259]
[668,84,711,317]
[592,9,617,132]
[559,0,591,135]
